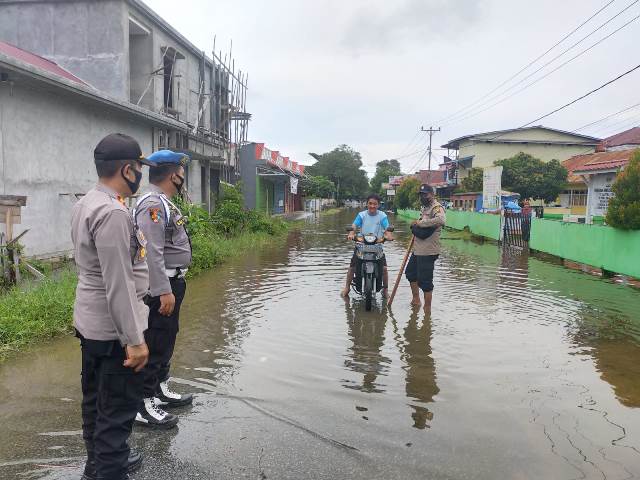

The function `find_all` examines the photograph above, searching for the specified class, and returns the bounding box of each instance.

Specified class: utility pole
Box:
[421,126,441,172]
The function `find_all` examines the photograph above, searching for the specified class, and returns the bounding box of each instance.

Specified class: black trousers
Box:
[142,276,187,398]
[78,332,143,480]
[405,254,439,292]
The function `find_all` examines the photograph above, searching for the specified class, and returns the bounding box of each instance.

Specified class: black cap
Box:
[419,184,434,194]
[94,133,156,166]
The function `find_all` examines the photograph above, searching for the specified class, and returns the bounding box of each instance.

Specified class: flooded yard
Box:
[1,209,639,479]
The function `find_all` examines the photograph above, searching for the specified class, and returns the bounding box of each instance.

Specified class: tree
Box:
[606,150,640,229]
[306,145,369,201]
[494,152,567,203]
[370,159,402,194]
[458,167,483,192]
[301,175,335,198]
[395,177,421,209]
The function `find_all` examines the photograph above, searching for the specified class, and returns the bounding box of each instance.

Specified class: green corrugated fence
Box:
[397,209,640,278]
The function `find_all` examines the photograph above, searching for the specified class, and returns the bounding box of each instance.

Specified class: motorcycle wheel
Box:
[364,275,373,311]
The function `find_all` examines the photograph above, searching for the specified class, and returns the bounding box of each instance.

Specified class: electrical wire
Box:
[572,101,640,131]
[436,0,617,125]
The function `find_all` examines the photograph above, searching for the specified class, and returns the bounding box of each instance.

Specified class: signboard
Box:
[482,166,503,211]
[290,177,299,194]
[588,173,615,217]
[389,175,404,185]
[381,183,390,190]
[386,189,396,196]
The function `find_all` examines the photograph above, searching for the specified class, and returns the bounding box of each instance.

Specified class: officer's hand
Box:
[347,231,356,241]
[159,293,176,316]
[124,343,149,372]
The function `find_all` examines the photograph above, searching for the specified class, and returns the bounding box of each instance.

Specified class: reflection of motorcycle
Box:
[347,226,394,311]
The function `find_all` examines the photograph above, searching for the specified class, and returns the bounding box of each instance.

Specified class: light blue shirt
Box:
[353,210,389,238]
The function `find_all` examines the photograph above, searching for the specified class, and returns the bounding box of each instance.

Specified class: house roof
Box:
[0,40,86,86]
[441,125,600,150]
[417,169,446,186]
[567,149,636,176]
[603,127,640,148]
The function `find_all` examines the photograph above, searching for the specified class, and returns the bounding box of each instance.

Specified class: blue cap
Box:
[147,149,190,166]
[419,184,434,194]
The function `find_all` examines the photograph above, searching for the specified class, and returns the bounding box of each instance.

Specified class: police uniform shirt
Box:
[413,201,446,256]
[135,185,192,297]
[71,184,149,346]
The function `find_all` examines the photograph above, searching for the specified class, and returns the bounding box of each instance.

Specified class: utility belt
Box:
[166,267,188,279]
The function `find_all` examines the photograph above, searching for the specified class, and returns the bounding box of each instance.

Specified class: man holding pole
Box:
[405,184,445,312]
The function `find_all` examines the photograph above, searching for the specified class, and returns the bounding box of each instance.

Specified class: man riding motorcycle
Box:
[341,194,394,298]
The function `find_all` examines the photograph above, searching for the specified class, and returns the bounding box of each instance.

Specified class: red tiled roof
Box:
[604,127,640,148]
[565,149,636,177]
[0,41,86,85]
[417,169,445,185]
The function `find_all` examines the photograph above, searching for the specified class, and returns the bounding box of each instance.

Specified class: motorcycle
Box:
[346,226,394,311]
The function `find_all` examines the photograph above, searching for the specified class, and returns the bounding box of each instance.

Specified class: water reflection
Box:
[343,301,390,394]
[401,310,439,429]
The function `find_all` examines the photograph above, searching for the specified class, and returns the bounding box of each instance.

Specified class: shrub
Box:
[606,150,640,230]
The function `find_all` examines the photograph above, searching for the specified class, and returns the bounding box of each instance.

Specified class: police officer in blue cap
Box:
[133,150,193,428]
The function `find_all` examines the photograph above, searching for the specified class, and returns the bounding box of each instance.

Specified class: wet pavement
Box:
[1,209,640,479]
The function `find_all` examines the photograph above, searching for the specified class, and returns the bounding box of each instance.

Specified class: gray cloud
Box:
[341,0,484,53]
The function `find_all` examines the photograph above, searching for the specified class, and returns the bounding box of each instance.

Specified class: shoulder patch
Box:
[150,208,161,223]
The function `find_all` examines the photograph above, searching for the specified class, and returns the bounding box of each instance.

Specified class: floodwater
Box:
[1,209,640,480]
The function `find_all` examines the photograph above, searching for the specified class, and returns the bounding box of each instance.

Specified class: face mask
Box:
[122,165,142,195]
[420,195,432,207]
[172,174,185,194]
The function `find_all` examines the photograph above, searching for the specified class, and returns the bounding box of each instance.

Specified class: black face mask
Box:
[122,165,142,195]
[172,175,185,194]
[420,195,432,207]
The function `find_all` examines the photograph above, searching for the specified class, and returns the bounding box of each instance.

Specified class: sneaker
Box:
[135,397,178,429]
[81,448,143,479]
[156,380,193,408]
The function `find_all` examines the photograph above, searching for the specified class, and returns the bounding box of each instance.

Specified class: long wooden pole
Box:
[387,235,414,307]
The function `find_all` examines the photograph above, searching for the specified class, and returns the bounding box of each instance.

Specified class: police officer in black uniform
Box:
[133,150,193,428]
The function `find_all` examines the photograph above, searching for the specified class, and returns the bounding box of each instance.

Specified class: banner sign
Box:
[482,166,503,210]
[290,177,299,194]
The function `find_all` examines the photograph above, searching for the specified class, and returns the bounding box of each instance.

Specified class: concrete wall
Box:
[0,0,129,99]
[459,141,596,169]
[240,144,258,210]
[0,80,154,257]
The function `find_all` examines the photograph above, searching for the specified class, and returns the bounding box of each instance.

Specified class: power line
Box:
[436,0,617,125]
[572,100,640,131]
[521,63,640,127]
[442,11,640,127]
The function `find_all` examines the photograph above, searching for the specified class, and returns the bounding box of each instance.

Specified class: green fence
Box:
[397,209,501,240]
[529,219,640,279]
[397,209,640,278]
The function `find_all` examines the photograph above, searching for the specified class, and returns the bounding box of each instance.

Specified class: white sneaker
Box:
[135,397,178,429]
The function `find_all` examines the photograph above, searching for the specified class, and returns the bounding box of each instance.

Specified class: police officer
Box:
[405,184,446,313]
[133,150,193,429]
[71,133,156,480]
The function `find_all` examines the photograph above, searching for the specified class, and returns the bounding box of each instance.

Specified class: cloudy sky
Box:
[145,0,638,176]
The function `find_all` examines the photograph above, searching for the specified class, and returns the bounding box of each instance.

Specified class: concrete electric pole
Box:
[421,126,441,171]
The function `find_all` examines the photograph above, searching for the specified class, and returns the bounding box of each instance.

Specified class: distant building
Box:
[239,143,305,215]
[441,126,600,183]
[569,149,636,221]
[0,0,249,256]
[601,127,640,152]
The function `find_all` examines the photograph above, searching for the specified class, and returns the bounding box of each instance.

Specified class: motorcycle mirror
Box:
[386,226,395,232]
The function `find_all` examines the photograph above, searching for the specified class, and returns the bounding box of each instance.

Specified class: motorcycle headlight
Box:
[364,234,377,243]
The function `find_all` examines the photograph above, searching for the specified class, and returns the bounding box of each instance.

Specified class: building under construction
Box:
[0,0,250,256]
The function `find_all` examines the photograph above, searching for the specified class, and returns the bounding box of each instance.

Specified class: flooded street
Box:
[2,209,640,479]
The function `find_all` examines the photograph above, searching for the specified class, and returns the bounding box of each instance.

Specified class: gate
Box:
[502,211,531,249]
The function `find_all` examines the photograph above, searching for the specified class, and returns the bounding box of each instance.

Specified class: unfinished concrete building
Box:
[0,0,250,256]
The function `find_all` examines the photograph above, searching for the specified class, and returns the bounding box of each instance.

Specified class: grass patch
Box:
[0,184,289,360]
[321,207,343,216]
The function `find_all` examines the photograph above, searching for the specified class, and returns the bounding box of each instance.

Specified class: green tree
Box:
[458,167,483,192]
[395,177,421,209]
[301,175,336,198]
[606,150,640,229]
[306,145,369,201]
[370,159,402,194]
[494,153,567,203]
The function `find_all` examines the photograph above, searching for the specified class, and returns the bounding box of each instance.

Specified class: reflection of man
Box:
[403,311,439,429]
[342,299,390,393]
[406,184,445,312]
